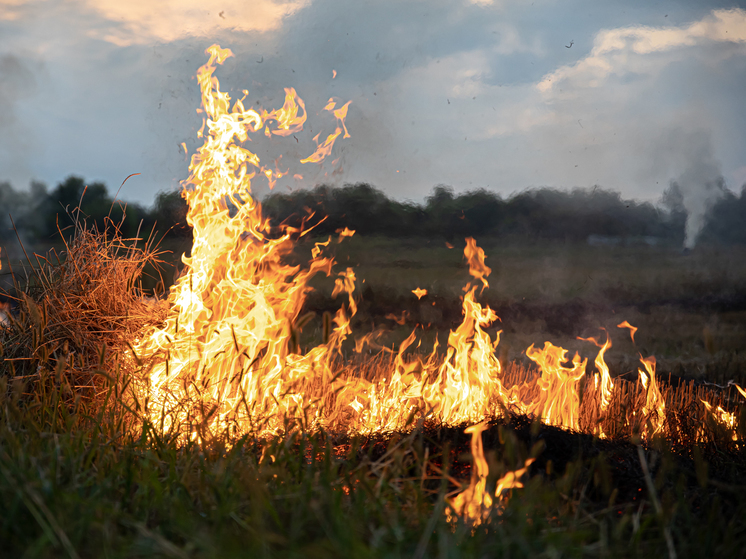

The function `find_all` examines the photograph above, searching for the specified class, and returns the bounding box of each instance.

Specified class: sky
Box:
[1,0,745,207]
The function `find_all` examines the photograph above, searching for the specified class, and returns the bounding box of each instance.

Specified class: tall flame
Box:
[132,45,351,437]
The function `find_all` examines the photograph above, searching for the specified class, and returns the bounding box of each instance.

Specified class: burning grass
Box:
[0,220,167,414]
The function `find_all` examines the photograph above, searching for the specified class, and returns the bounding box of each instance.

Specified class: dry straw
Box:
[0,209,167,410]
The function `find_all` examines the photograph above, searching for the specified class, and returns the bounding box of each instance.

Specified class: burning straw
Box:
[0,217,167,417]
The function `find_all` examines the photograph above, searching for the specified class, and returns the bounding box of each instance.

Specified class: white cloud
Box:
[538,8,746,94]
[81,0,309,46]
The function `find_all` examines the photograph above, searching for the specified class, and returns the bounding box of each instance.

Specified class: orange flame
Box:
[525,343,587,431]
[617,321,638,343]
[464,237,491,293]
[638,356,665,438]
[412,288,428,299]
[579,332,614,436]
[446,422,535,526]
[701,399,738,441]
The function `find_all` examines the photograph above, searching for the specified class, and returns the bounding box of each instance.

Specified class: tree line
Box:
[0,176,189,244]
[2,175,745,246]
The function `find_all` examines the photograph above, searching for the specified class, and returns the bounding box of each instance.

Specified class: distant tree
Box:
[37,176,109,239]
[700,184,746,245]
[150,190,191,238]
[0,181,29,240]
[241,182,692,244]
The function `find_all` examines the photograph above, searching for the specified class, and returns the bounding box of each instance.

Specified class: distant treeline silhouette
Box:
[2,176,745,246]
[0,176,189,244]
[264,183,683,243]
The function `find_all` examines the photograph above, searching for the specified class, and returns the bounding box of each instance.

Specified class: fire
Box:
[637,356,666,438]
[617,320,638,343]
[129,44,743,452]
[446,422,534,526]
[700,399,738,441]
[579,333,613,437]
[412,287,427,299]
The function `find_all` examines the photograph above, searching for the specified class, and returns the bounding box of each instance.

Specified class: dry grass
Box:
[0,220,167,405]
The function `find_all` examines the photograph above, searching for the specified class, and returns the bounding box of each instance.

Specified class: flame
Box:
[464,237,491,293]
[132,45,352,437]
[735,383,746,400]
[638,356,665,438]
[701,399,738,441]
[412,288,428,299]
[525,342,587,431]
[446,422,493,526]
[617,321,638,343]
[579,333,613,437]
[446,422,535,526]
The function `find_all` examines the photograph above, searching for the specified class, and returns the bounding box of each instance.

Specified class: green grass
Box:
[3,378,746,559]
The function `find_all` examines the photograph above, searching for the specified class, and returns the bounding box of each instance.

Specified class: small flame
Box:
[617,321,638,343]
[446,422,535,526]
[734,383,746,400]
[412,288,428,299]
[464,237,491,293]
[579,332,614,437]
[701,399,738,441]
[638,356,665,438]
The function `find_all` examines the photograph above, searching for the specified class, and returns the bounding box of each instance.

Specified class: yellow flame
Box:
[446,422,535,526]
[412,288,428,299]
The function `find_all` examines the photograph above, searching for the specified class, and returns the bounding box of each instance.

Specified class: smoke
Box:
[671,137,726,249]
[0,54,38,185]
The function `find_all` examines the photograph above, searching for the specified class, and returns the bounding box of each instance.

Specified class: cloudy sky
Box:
[1,0,745,206]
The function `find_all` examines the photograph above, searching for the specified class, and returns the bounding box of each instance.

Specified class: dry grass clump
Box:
[0,220,167,405]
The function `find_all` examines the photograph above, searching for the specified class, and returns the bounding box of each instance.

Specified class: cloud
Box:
[0,0,744,207]
[81,0,309,46]
[537,8,746,94]
[0,0,28,22]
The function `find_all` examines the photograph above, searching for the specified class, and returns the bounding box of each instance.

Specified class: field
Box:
[2,234,746,557]
[293,236,746,382]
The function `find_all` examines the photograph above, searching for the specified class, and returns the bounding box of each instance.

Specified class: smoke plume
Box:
[677,140,726,249]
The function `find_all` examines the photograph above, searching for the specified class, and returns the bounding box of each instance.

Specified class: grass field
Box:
[291,236,746,384]
[2,233,746,557]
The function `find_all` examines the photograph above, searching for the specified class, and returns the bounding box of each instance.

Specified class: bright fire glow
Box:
[130,45,742,451]
[446,422,534,526]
